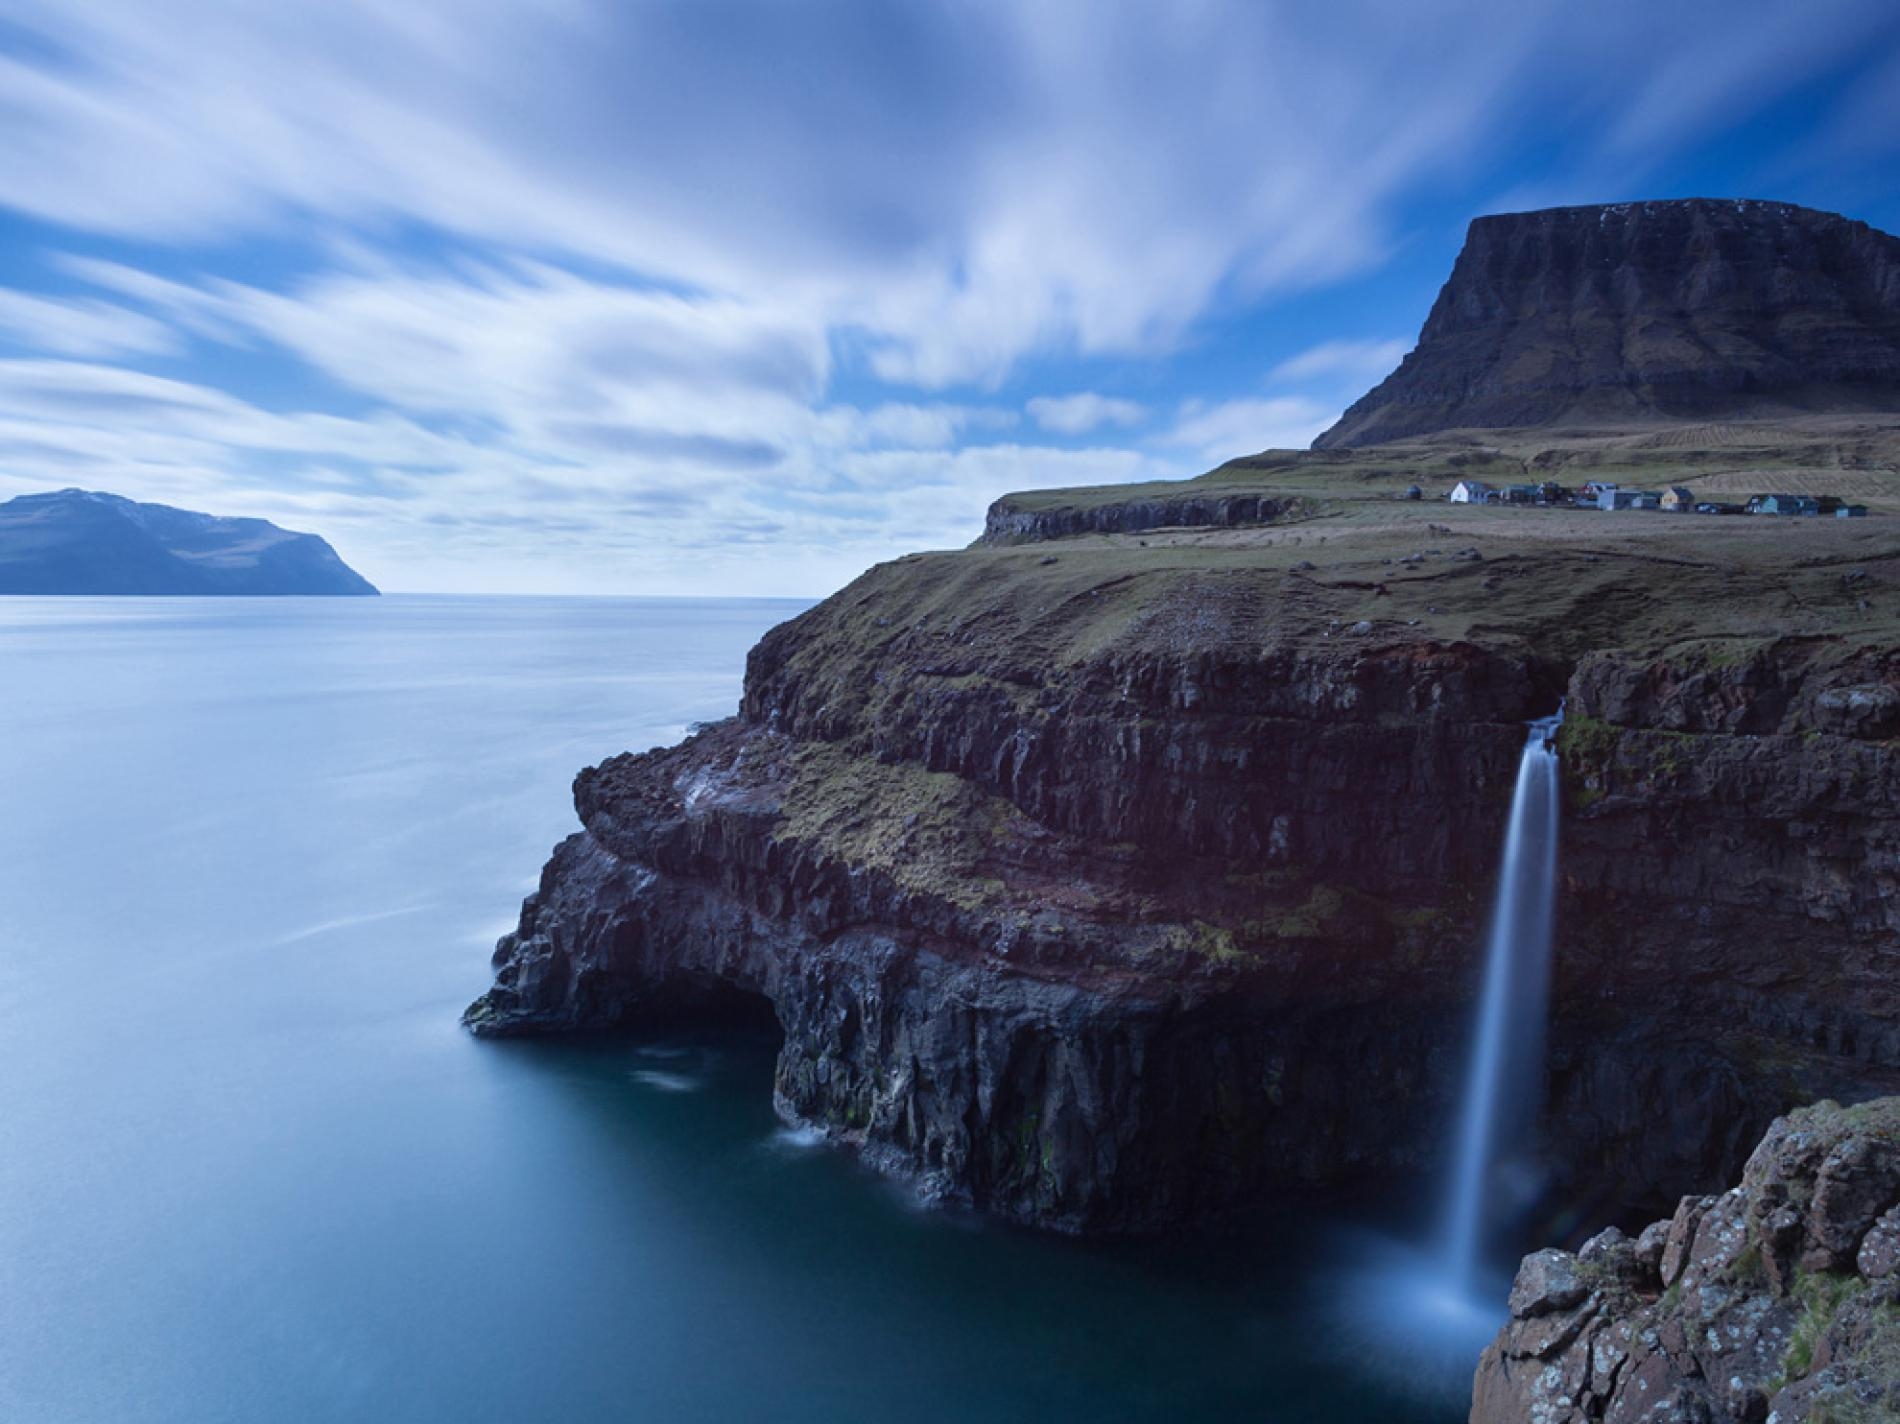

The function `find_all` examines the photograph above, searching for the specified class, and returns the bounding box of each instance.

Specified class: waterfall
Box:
[1440,707,1565,1290]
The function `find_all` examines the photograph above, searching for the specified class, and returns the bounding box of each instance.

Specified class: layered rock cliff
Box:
[1315,199,1900,449]
[1473,1097,1900,1423]
[467,519,1900,1233]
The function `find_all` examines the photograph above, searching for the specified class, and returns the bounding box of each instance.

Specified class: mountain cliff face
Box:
[0,488,377,595]
[1315,199,1900,449]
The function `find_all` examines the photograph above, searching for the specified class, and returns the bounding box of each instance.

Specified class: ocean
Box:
[0,594,1464,1423]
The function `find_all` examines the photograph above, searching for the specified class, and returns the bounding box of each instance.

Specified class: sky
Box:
[0,1,1897,595]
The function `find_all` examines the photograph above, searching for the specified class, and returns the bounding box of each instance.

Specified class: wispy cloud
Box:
[0,290,179,359]
[1027,393,1148,435]
[0,0,1635,386]
[1268,338,1409,386]
[1162,397,1340,462]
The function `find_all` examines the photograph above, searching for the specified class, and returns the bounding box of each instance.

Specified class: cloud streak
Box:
[1027,394,1149,435]
[0,0,1892,591]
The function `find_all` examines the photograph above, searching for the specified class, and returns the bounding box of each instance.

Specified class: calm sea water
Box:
[0,595,1470,1424]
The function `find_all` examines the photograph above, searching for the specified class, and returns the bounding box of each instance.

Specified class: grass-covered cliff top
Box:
[933,416,1900,668]
[990,413,1900,518]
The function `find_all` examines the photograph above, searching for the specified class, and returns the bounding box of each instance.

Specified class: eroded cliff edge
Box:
[466,465,1900,1234]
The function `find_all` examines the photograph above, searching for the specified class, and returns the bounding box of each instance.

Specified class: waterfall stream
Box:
[1440,708,1565,1289]
[1325,709,1567,1401]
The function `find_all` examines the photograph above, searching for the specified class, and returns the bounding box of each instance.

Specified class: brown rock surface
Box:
[1471,1099,1900,1423]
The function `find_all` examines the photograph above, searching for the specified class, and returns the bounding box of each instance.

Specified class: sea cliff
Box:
[467,451,1900,1232]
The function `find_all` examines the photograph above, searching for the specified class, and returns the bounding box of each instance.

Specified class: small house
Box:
[1580,480,1619,500]
[1502,484,1540,505]
[1837,504,1869,518]
[1449,479,1494,505]
[1661,486,1695,512]
[1627,490,1662,510]
[1751,493,1802,515]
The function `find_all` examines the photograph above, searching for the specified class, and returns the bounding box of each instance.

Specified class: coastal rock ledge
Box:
[1473,1097,1900,1424]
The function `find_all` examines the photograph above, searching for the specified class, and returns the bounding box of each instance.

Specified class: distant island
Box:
[0,489,377,596]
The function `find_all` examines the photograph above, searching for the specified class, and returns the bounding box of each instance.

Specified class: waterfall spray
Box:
[1441,708,1565,1289]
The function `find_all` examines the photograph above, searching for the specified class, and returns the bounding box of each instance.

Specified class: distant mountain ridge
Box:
[1315,198,1900,448]
[0,489,377,595]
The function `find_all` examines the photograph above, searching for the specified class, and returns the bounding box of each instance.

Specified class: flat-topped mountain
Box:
[0,489,377,595]
[1315,198,1900,448]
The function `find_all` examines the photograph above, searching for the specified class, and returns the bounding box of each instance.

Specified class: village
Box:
[1436,477,1870,517]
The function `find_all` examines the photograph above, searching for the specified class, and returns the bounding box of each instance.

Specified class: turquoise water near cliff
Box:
[0,595,1467,1424]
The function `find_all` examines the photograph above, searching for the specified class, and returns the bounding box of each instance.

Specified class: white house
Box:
[1450,479,1494,504]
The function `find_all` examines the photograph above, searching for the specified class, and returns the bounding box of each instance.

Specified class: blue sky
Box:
[0,1,1896,594]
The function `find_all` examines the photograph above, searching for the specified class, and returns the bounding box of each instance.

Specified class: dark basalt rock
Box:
[1316,199,1900,449]
[464,185,1900,1234]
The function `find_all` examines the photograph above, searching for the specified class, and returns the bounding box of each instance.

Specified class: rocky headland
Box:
[466,443,1900,1239]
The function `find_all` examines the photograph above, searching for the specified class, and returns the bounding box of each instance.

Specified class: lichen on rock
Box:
[1472,1098,1900,1423]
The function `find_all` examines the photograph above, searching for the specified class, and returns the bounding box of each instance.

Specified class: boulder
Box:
[1509,1248,1589,1317]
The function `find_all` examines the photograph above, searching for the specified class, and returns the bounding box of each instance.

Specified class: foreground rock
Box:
[1473,1098,1900,1423]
